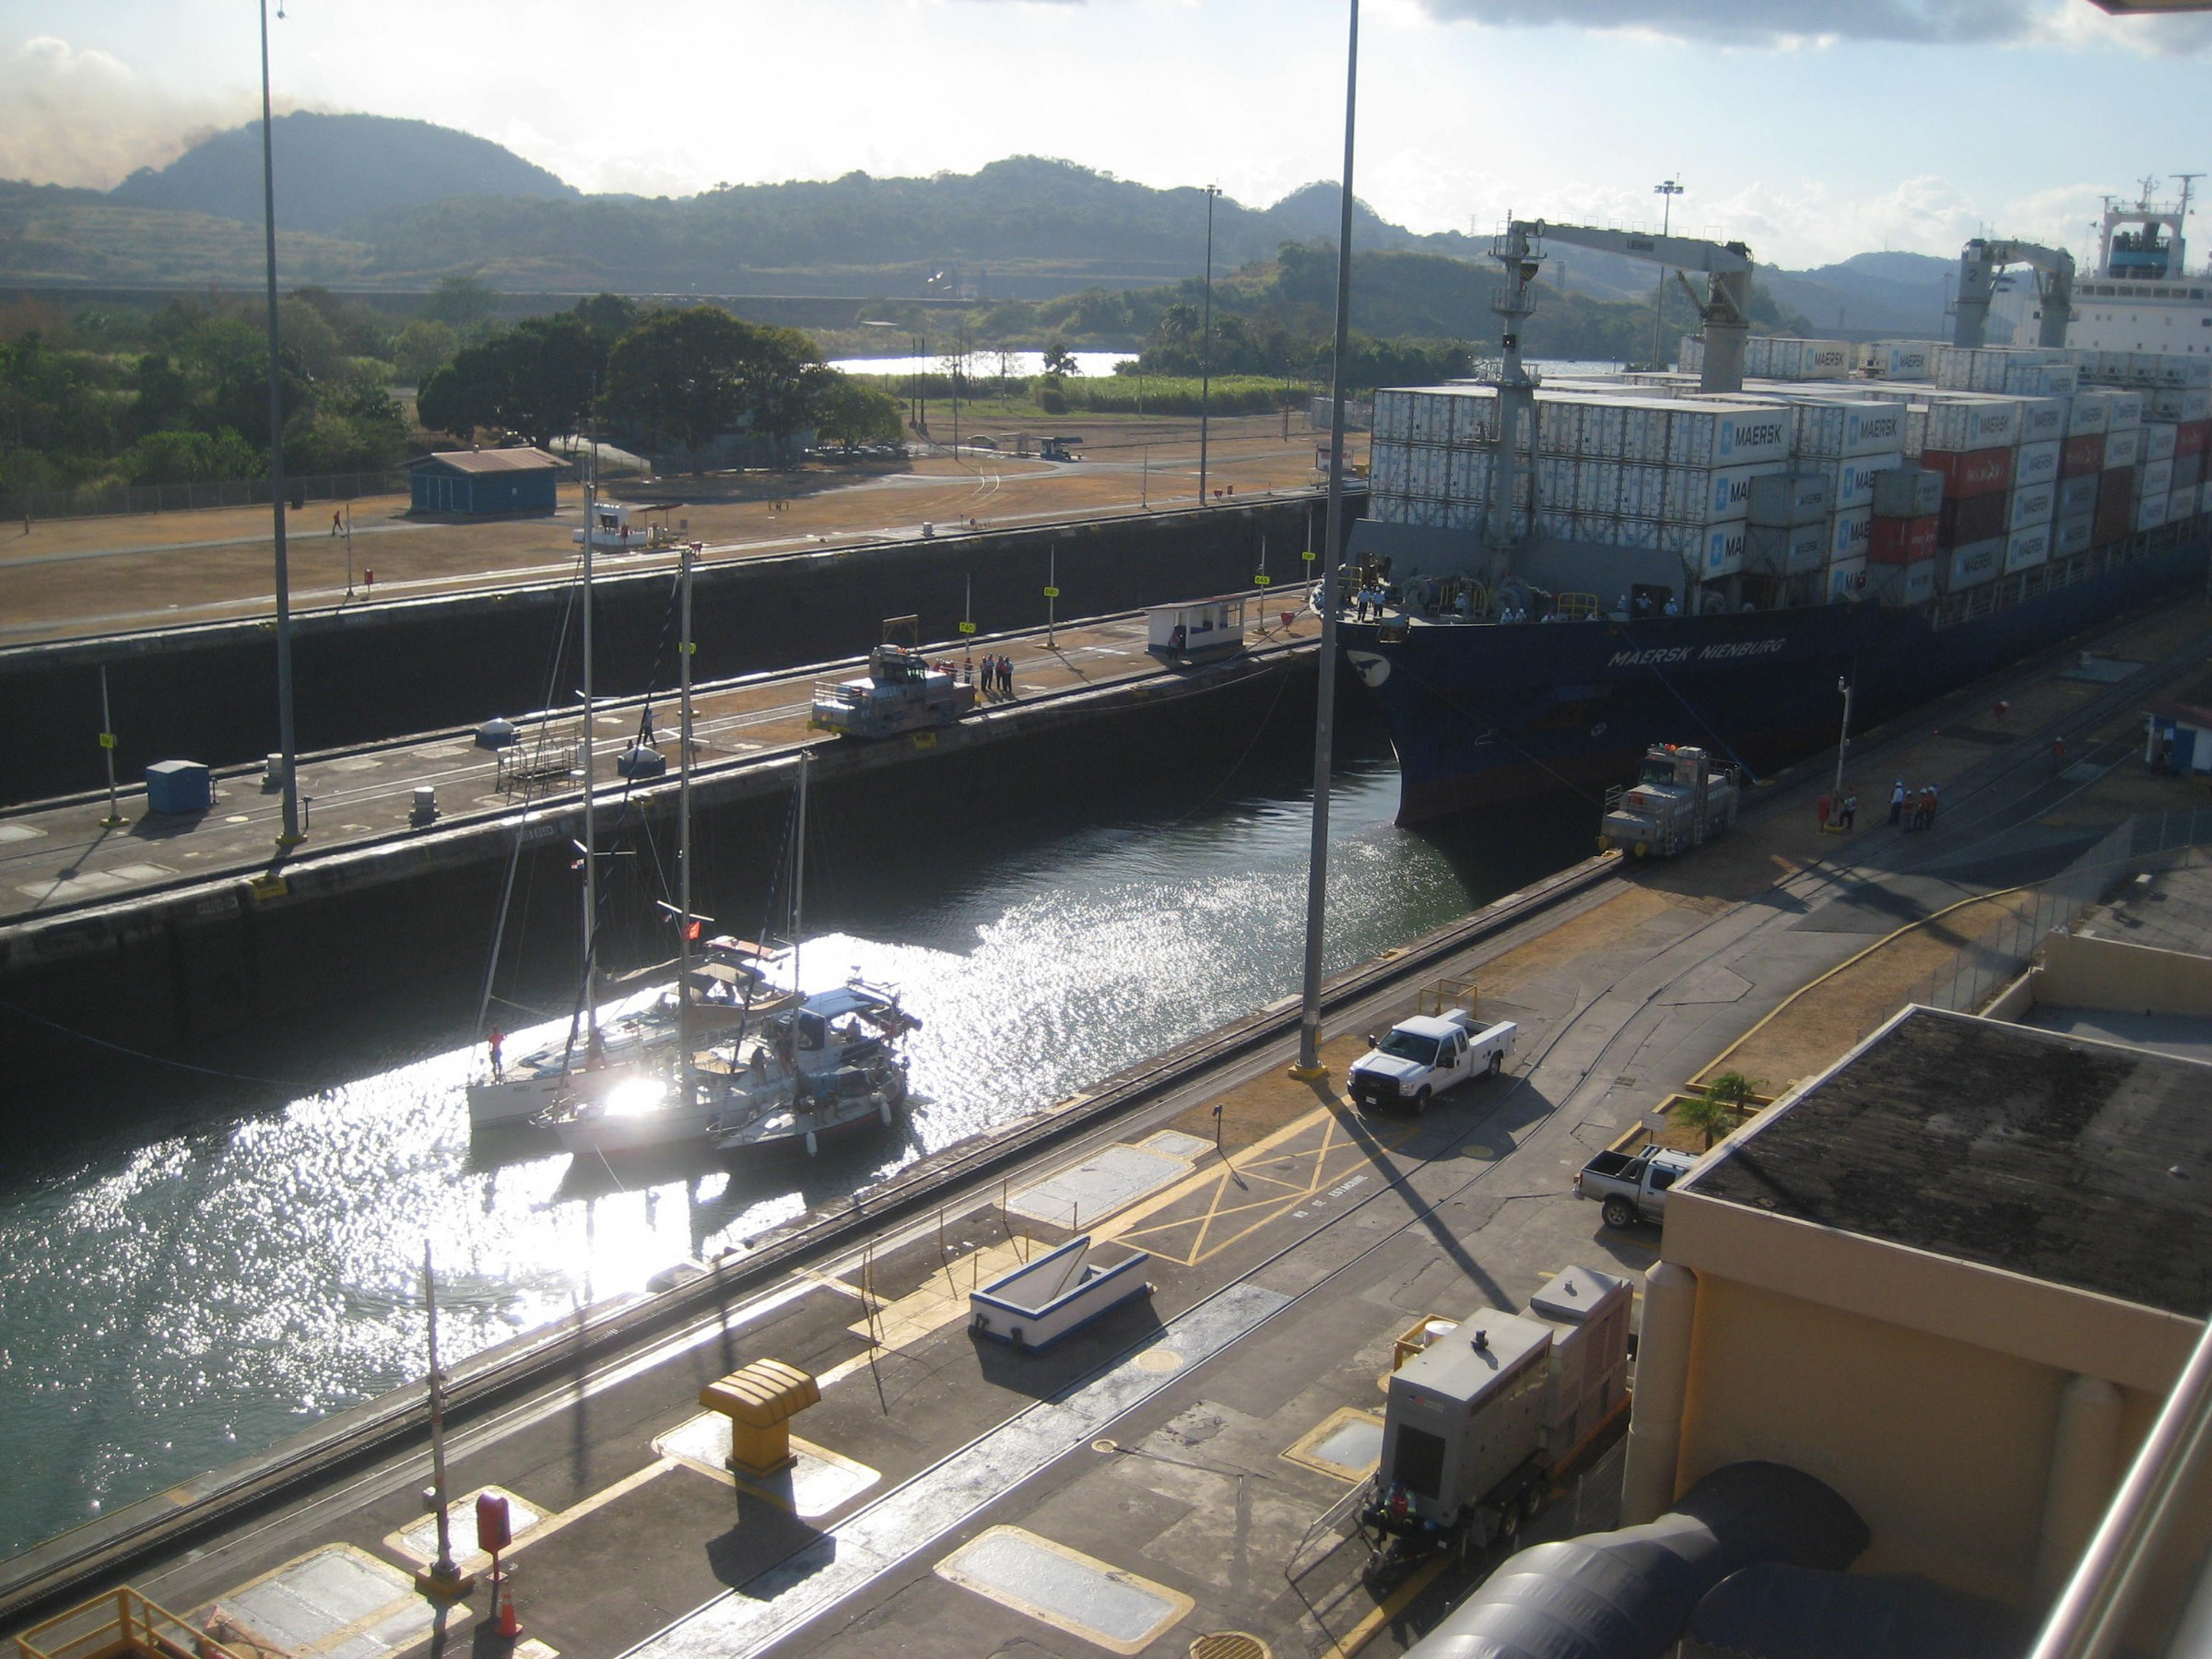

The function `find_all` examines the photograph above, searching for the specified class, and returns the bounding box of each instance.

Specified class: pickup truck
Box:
[1348,1012,1518,1112]
[1575,1145,1700,1229]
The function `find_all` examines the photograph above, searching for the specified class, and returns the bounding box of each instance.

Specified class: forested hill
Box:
[107,112,579,233]
[0,113,1952,336]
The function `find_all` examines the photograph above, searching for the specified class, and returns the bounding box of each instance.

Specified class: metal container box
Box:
[2068,391,2114,437]
[2017,397,2068,445]
[1748,470,1831,527]
[1665,405,1793,468]
[1871,467,1944,519]
[2054,512,2096,558]
[1747,521,1828,575]
[2057,475,2100,519]
[2007,483,2057,532]
[1829,452,1905,513]
[2144,421,2181,463]
[1938,491,2008,547]
[1699,524,1749,580]
[1826,556,1867,602]
[1922,446,2014,500]
[1862,341,1935,381]
[144,759,212,816]
[2014,440,2063,488]
[2142,458,2176,500]
[2136,489,2171,533]
[1829,507,1873,562]
[1945,536,2005,593]
[1869,513,1939,565]
[2005,525,2052,575]
[1924,398,2020,453]
[1867,559,1938,607]
[2103,429,2145,470]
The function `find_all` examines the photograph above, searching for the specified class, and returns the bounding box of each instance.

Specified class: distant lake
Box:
[830,350,1135,378]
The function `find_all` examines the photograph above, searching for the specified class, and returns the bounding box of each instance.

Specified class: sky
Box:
[3,0,2210,270]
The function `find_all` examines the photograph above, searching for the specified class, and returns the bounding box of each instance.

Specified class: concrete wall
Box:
[0,497,1346,804]
[2040,931,2212,1018]
[0,653,1324,1091]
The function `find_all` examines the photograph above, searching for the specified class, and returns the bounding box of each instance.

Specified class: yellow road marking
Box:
[1324,1558,1447,1658]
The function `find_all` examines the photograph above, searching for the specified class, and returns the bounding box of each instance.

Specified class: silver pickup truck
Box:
[1575,1144,1700,1229]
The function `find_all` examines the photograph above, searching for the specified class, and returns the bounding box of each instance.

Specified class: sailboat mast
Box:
[793,750,808,994]
[580,416,601,1053]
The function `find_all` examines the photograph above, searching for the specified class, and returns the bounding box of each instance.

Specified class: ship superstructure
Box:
[2049,178,2212,357]
[1341,212,2211,822]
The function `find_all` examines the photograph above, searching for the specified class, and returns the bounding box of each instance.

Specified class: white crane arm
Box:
[1515,220,1753,276]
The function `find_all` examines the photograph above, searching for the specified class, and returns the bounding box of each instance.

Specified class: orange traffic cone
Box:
[496,1581,522,1639]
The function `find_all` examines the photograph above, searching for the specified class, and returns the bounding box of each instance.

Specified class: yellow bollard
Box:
[699,1359,821,1479]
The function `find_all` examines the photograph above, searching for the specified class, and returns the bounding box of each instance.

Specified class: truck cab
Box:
[1349,1012,1517,1112]
[811,643,977,739]
[1575,1144,1700,1230]
[1598,743,1740,858]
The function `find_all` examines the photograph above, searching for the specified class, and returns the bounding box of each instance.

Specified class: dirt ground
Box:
[0,413,1356,644]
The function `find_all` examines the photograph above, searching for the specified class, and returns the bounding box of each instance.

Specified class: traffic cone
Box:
[496,1581,522,1639]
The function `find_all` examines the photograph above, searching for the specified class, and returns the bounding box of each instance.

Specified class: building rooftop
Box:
[409,446,566,475]
[1683,1006,2212,1319]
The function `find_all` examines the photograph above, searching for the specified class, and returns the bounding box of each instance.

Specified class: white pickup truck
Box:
[1347,1011,1518,1112]
[1575,1145,1700,1229]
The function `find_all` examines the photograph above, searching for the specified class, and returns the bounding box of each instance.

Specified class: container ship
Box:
[1339,193,2212,822]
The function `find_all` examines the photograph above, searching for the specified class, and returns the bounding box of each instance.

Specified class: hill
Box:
[108,111,577,234]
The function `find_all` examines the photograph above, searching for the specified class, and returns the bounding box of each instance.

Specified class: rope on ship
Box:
[1646,660,1761,784]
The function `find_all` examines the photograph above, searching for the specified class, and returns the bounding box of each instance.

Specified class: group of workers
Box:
[1891,779,1942,830]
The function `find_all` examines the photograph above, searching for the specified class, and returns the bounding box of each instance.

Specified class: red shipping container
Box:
[2060,433,2106,477]
[2176,420,2209,459]
[1868,513,1939,564]
[2094,470,2136,546]
[1923,447,2014,499]
[1938,491,2007,547]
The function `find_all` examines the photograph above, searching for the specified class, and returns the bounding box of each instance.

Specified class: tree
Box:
[1677,1071,1760,1149]
[606,305,755,469]
[120,427,261,486]
[812,376,903,451]
[1041,339,1078,378]
[420,274,502,334]
[392,319,457,387]
[416,315,598,450]
[740,330,830,465]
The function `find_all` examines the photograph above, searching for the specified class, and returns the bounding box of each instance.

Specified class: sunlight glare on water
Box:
[0,750,1578,1559]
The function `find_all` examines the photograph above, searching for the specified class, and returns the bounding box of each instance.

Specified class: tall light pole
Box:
[1199,183,1220,504]
[1652,177,1684,370]
[260,0,303,847]
[1290,0,1359,1080]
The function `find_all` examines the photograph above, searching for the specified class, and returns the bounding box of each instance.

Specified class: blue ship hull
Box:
[1341,535,2209,823]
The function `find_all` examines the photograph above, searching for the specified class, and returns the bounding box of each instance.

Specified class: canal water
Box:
[0,711,1587,1562]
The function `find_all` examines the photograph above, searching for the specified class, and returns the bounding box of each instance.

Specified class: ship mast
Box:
[1485,217,1542,571]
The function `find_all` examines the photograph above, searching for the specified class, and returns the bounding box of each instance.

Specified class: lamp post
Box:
[1832,676,1853,813]
[259,0,303,848]
[1291,0,1359,1080]
[1199,183,1220,504]
[1652,177,1684,370]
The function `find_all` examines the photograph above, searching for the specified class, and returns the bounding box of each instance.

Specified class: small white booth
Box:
[1146,596,1248,665]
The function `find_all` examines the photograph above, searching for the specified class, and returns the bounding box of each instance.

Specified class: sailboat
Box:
[539,751,919,1159]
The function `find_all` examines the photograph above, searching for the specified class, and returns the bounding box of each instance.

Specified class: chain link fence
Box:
[1911,808,2212,1016]
[2,468,415,525]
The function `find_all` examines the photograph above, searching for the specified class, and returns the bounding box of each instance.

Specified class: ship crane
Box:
[1483,218,1753,553]
[1950,238,2076,349]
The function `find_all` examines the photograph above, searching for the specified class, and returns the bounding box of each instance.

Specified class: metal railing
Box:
[4,468,414,524]
[13,1584,244,1659]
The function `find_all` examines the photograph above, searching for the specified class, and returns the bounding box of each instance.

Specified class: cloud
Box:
[0,36,266,190]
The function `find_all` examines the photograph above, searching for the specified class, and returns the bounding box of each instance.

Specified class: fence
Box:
[1908,809,2212,1017]
[4,468,414,525]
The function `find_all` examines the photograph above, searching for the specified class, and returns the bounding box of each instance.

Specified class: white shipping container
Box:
[1447,393,1495,446]
[1923,398,2019,453]
[1576,460,1622,514]
[1826,556,1868,602]
[2007,483,2057,531]
[1373,392,1409,441]
[2105,429,2144,469]
[1678,335,1705,374]
[2107,391,2145,431]
[2143,457,2175,498]
[1535,455,1572,503]
[2150,387,2212,422]
[1905,407,1928,457]
[2054,512,2095,557]
[1946,536,2005,593]
[1536,401,1581,456]
[2144,421,2181,463]
[1407,445,1450,497]
[1831,452,1906,512]
[1863,341,1935,381]
[1658,524,1701,559]
[2136,489,2171,532]
[1579,403,1627,459]
[1794,401,1912,459]
[2014,440,2063,488]
[2005,525,2052,575]
[1446,447,1487,498]
[1700,524,1749,579]
[2016,397,2068,444]
[1667,404,1794,467]
[2057,475,2100,518]
[1403,496,1447,528]
[1868,559,1939,606]
[1408,395,1445,444]
[1802,340,1853,378]
[1618,464,1665,517]
[1830,507,1873,561]
[2067,391,2114,436]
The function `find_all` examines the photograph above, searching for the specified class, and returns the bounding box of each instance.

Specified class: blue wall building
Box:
[408,447,567,515]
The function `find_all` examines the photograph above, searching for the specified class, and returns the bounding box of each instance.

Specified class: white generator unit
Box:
[1371,1266,1634,1538]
